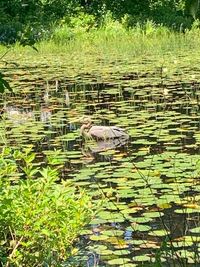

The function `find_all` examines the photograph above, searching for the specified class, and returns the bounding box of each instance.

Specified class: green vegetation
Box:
[0,0,200,44]
[0,146,92,266]
[0,1,200,267]
[0,34,200,264]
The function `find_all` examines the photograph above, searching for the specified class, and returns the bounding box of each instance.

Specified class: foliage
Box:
[0,38,37,94]
[0,50,12,94]
[0,146,92,267]
[0,26,200,265]
[52,12,96,44]
[0,73,12,93]
[1,1,200,45]
[185,0,200,19]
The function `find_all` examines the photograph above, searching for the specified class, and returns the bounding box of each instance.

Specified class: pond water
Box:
[0,56,200,266]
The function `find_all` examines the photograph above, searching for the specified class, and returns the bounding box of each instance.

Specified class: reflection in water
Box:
[81,135,129,160]
[87,253,100,267]
[1,74,200,266]
[40,107,52,123]
[4,106,34,124]
[87,136,128,153]
[3,105,53,126]
[65,90,70,106]
[44,81,50,103]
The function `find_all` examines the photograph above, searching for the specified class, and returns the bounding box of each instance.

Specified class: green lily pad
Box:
[133,255,151,262]
[148,229,170,237]
[107,258,130,265]
[190,227,200,233]
[143,211,164,218]
[90,234,108,241]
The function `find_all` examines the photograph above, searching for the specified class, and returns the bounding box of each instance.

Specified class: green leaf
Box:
[190,227,200,233]
[0,73,12,93]
[108,258,130,265]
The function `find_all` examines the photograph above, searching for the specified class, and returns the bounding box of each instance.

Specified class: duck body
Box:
[88,125,129,139]
[80,117,129,140]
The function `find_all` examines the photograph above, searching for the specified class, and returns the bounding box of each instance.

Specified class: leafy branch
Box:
[0,49,12,93]
[0,72,12,93]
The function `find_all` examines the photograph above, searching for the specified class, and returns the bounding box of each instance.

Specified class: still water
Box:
[1,59,200,266]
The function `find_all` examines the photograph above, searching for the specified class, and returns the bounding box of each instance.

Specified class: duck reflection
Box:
[81,135,129,161]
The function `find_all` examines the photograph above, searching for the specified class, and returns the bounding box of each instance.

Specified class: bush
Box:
[52,24,75,43]
[0,147,92,266]
[0,23,49,45]
[51,12,96,44]
[0,23,23,45]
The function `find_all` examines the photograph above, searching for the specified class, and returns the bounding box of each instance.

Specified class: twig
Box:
[5,236,24,267]
[0,49,10,61]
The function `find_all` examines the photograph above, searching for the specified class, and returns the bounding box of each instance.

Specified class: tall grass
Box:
[42,18,200,58]
[1,18,200,63]
[1,17,200,83]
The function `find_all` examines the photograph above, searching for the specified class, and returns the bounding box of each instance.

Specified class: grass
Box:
[1,20,200,67]
[1,21,200,99]
[1,24,200,100]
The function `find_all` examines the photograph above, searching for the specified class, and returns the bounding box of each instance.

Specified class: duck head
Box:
[80,116,92,136]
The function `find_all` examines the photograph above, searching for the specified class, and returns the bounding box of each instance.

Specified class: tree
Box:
[185,0,200,19]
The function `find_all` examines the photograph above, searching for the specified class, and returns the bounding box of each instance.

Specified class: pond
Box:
[0,54,200,266]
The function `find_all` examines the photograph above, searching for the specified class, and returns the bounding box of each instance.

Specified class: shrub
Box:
[52,24,75,44]
[0,23,23,45]
[51,13,96,44]
[0,147,92,266]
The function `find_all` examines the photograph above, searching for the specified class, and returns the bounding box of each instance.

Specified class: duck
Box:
[80,116,129,140]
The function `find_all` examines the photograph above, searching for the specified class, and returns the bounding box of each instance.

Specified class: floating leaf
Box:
[133,255,151,262]
[107,258,130,265]
[148,229,170,237]
[102,230,124,237]
[143,211,164,218]
[190,227,200,233]
[113,250,130,256]
[90,234,108,241]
